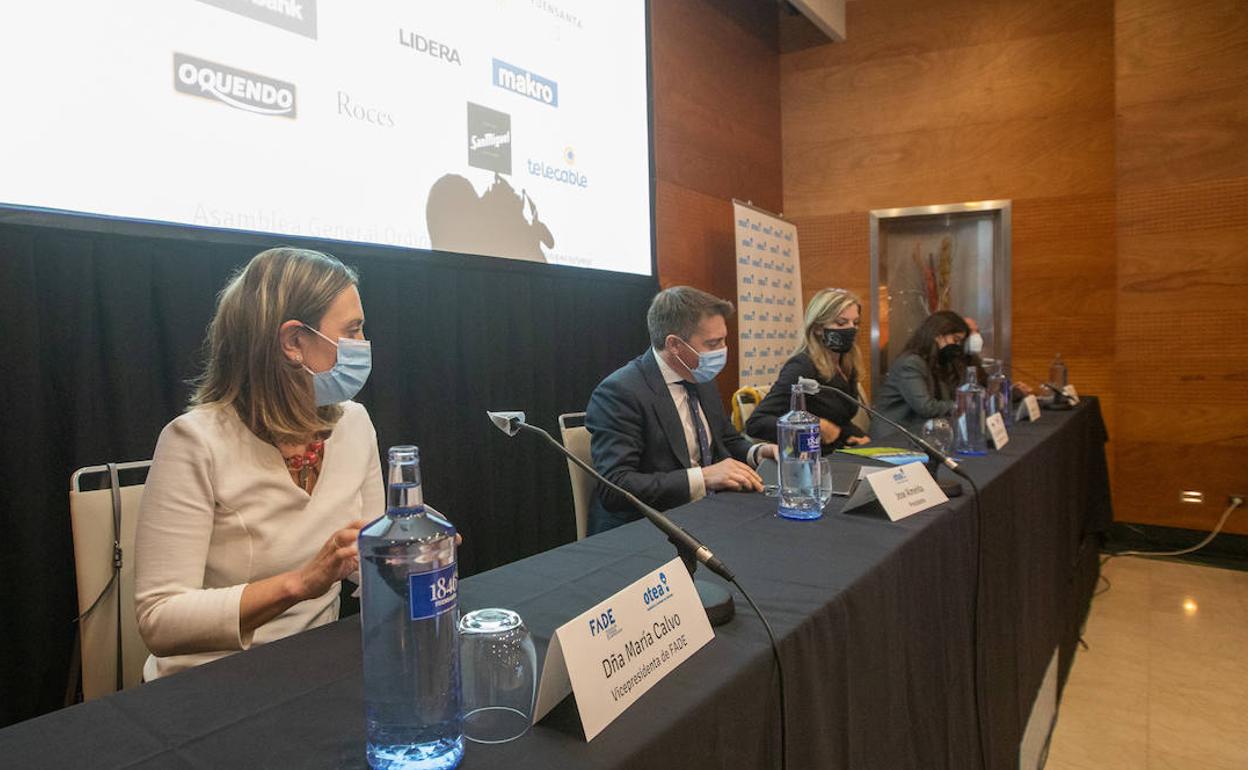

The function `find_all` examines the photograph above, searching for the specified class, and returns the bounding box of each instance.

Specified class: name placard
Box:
[532,558,714,741]
[986,412,1009,449]
[1062,384,1080,404]
[1017,394,1042,423]
[863,462,949,522]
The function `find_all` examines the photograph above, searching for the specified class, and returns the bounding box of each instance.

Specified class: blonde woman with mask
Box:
[135,247,385,679]
[746,288,871,450]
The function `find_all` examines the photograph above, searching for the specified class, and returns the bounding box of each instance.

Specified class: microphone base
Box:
[928,461,964,498]
[695,579,735,626]
[939,478,964,498]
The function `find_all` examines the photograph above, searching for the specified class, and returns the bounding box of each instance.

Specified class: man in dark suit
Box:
[585,286,778,535]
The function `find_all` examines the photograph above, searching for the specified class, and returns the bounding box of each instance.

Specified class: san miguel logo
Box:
[174,53,297,118]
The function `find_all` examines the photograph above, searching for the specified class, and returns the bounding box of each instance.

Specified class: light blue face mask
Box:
[676,337,728,383]
[301,325,372,406]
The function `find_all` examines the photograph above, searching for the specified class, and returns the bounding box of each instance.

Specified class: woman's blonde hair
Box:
[192,247,359,445]
[795,288,863,382]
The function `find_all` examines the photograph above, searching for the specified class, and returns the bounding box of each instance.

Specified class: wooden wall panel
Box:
[783,26,1114,144]
[1115,0,1248,533]
[653,180,742,406]
[781,0,1118,441]
[650,0,784,404]
[784,114,1115,218]
[1115,0,1248,108]
[784,0,1111,71]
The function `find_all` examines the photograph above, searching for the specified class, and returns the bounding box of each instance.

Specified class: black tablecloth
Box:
[0,400,1112,769]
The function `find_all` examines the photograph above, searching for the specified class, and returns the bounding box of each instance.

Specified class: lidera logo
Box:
[492,58,558,107]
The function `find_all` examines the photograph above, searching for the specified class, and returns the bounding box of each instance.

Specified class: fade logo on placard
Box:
[492,59,558,107]
[174,53,296,118]
[588,607,621,640]
[194,0,318,39]
[467,102,511,175]
[399,29,462,65]
[526,146,587,188]
[336,91,394,128]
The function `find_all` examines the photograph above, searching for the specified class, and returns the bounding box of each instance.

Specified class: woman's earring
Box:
[294,353,303,365]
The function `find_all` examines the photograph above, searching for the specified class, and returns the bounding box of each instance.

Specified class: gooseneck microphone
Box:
[795,377,962,472]
[485,411,734,582]
[486,410,789,770]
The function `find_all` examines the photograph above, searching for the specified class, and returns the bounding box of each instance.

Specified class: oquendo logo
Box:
[174,53,296,118]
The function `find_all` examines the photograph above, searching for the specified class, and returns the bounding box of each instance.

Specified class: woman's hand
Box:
[845,435,871,447]
[819,419,842,445]
[239,518,365,643]
[293,519,365,601]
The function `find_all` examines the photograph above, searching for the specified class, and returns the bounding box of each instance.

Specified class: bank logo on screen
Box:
[492,59,558,107]
[194,0,318,39]
[174,53,297,119]
[467,102,511,175]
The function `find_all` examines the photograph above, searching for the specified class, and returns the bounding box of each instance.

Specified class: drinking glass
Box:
[458,609,537,744]
[920,418,954,456]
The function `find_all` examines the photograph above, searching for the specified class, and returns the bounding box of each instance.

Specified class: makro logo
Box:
[589,607,621,640]
[466,102,511,174]
[399,29,462,65]
[194,0,318,39]
[337,91,394,128]
[174,53,296,118]
[493,59,558,107]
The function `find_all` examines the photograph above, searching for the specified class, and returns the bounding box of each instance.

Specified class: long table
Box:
[0,400,1112,769]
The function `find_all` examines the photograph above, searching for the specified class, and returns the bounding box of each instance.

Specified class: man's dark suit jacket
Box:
[584,351,753,535]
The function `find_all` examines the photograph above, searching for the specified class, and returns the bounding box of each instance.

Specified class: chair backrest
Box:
[731,386,765,433]
[852,382,871,434]
[70,461,152,699]
[557,413,593,541]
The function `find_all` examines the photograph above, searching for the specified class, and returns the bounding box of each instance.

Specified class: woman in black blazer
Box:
[746,288,871,450]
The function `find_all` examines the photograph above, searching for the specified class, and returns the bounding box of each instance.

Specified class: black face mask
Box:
[821,327,857,354]
[937,342,963,366]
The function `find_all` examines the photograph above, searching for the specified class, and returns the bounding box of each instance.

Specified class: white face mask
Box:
[675,337,728,383]
[965,333,984,356]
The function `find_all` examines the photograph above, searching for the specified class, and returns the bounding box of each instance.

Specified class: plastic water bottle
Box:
[1049,353,1068,391]
[359,446,463,770]
[954,368,988,456]
[984,359,1011,426]
[777,384,823,519]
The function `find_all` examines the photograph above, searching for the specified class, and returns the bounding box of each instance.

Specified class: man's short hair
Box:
[646,286,734,350]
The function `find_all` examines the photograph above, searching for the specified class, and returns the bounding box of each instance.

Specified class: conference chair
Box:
[557,413,593,541]
[68,461,152,702]
[731,386,764,434]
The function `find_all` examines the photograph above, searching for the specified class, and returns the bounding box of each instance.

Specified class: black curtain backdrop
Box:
[0,221,656,726]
